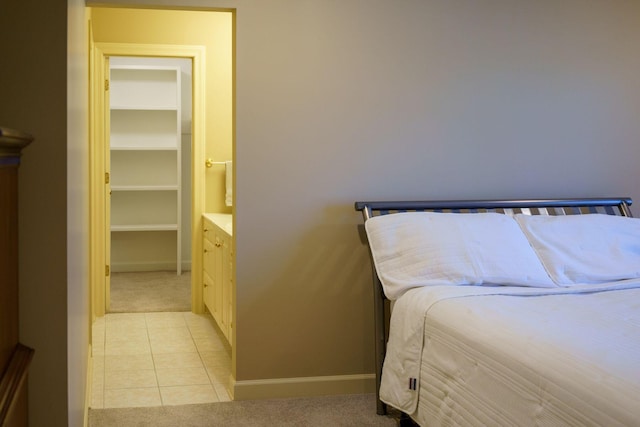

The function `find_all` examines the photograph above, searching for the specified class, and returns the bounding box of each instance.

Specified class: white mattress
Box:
[380,280,640,426]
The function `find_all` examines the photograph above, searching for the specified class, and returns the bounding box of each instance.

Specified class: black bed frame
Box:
[354,197,633,416]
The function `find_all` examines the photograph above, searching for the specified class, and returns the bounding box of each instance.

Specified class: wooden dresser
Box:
[0,127,34,427]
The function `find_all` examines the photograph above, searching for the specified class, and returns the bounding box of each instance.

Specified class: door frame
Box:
[89,42,207,317]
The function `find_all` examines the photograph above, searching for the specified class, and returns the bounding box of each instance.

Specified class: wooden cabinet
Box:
[203,234,216,317]
[202,214,233,346]
[109,65,182,273]
[0,127,34,426]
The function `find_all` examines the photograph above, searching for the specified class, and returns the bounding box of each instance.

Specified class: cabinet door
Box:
[203,237,216,316]
[223,235,234,345]
[222,234,233,345]
[213,232,224,328]
[203,269,214,315]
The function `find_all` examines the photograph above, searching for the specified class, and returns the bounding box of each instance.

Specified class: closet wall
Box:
[109,56,193,273]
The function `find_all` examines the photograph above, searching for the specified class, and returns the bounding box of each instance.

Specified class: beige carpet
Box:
[88,394,399,427]
[109,271,191,313]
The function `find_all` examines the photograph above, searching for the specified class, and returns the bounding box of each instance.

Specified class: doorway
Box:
[88,7,235,408]
[90,41,208,318]
[107,55,192,313]
[89,7,234,319]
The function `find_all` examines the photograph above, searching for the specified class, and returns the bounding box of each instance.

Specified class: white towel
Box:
[225,161,233,207]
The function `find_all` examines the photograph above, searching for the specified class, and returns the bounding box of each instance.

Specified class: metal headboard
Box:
[355,197,633,221]
[354,197,633,416]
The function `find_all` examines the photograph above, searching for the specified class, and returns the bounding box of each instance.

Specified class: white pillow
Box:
[364,212,556,300]
[515,213,640,285]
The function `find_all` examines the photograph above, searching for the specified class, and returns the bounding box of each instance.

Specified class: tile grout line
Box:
[186,312,221,402]
[147,313,165,406]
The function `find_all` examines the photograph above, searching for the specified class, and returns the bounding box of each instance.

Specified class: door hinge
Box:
[105,172,110,184]
[105,265,110,276]
[105,79,109,91]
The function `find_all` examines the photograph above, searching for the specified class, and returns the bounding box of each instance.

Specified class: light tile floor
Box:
[91,311,232,409]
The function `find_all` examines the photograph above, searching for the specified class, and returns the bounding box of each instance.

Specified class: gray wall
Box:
[233,0,640,381]
[91,0,640,384]
[68,1,91,424]
[0,0,89,426]
[3,1,640,423]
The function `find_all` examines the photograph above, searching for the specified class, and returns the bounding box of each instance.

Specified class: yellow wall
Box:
[91,7,233,214]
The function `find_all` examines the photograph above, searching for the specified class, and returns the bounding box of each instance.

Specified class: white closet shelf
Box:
[111,185,178,191]
[111,105,178,111]
[110,146,178,151]
[111,224,178,232]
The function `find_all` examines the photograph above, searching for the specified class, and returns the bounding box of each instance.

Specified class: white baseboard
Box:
[232,373,376,401]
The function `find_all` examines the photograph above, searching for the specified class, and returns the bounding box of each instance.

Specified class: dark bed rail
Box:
[354,197,633,416]
[355,197,633,220]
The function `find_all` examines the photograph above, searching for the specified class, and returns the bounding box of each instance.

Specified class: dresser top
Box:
[0,127,33,158]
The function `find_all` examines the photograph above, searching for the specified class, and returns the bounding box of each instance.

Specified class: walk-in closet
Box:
[108,56,192,312]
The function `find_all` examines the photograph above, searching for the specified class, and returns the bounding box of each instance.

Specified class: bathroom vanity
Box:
[202,213,233,346]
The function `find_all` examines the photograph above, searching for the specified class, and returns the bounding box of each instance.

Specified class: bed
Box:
[354,198,640,426]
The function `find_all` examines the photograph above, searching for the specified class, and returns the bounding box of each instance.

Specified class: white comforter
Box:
[381,280,640,426]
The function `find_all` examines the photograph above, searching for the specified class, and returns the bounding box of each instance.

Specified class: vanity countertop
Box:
[203,213,232,236]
